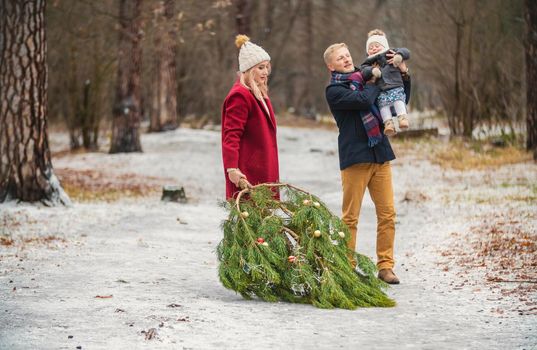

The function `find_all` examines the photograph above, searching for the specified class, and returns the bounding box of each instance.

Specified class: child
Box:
[361,29,410,136]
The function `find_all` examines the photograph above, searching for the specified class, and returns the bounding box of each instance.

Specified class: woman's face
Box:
[251,61,271,85]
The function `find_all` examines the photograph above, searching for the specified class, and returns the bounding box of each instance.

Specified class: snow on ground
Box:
[1,126,536,349]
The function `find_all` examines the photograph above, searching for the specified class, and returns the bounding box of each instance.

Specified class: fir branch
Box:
[218,182,396,309]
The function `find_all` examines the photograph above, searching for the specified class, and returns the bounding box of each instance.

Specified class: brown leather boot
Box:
[378,269,400,284]
[383,120,396,136]
[398,115,409,130]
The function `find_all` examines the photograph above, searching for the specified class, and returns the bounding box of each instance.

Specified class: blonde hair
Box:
[239,63,270,101]
[368,29,386,37]
[323,43,348,65]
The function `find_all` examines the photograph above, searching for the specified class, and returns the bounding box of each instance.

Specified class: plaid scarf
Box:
[330,71,383,147]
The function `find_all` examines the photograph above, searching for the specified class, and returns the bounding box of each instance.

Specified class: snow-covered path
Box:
[1,127,535,349]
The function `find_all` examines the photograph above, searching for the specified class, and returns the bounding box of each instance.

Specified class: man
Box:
[323,43,411,284]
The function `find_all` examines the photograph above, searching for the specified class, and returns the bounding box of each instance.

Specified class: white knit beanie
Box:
[235,35,271,72]
[366,34,389,56]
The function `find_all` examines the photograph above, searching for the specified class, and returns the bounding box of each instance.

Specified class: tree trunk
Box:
[149,0,179,132]
[110,0,143,153]
[452,21,463,136]
[235,0,251,35]
[301,0,315,119]
[0,0,70,205]
[262,0,274,41]
[526,0,537,160]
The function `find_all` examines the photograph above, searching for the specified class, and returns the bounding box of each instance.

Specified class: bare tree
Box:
[148,0,179,132]
[47,1,116,151]
[300,0,315,118]
[0,0,70,204]
[526,0,537,159]
[43,0,526,133]
[439,0,479,137]
[110,0,143,153]
[235,0,252,35]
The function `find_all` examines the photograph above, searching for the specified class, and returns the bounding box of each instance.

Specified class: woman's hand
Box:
[227,168,247,187]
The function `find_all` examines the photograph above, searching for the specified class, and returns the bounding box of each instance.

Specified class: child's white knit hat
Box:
[235,35,271,72]
[366,34,389,54]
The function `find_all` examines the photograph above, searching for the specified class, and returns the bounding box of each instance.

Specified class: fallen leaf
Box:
[141,328,158,340]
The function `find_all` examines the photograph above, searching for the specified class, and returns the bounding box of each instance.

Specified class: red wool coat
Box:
[221,80,279,199]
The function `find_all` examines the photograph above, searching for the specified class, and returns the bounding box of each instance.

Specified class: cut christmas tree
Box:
[217,183,396,309]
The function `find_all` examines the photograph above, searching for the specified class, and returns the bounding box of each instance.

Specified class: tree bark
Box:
[302,0,315,119]
[235,0,251,35]
[0,0,70,204]
[149,0,179,132]
[526,0,537,159]
[110,0,143,153]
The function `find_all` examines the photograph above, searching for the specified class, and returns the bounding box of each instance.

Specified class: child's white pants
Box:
[380,100,407,123]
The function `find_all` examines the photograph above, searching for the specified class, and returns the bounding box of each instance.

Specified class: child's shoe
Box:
[398,115,409,130]
[384,119,396,136]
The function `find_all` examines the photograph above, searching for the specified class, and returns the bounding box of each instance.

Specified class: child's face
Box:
[367,42,385,56]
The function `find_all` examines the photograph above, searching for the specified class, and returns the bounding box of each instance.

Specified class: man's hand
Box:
[397,60,409,75]
[386,50,409,74]
[386,50,402,66]
[392,54,403,67]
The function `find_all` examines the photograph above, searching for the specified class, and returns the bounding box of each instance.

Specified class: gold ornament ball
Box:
[338,231,345,238]
[261,242,269,246]
[314,230,321,237]
[241,211,249,218]
[313,202,320,207]
[303,199,310,206]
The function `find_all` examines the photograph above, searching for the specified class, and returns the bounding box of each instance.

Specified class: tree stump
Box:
[161,186,186,203]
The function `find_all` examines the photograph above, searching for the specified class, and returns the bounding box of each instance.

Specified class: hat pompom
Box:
[235,34,250,48]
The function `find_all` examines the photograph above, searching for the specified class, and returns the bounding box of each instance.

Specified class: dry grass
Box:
[0,236,14,246]
[56,168,170,202]
[0,235,67,253]
[427,139,532,170]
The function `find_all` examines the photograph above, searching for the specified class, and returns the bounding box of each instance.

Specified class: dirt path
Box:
[1,127,535,349]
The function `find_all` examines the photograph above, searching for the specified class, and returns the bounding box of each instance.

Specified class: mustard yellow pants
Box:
[341,162,395,270]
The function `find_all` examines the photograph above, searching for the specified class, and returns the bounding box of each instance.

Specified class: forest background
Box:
[45,0,533,149]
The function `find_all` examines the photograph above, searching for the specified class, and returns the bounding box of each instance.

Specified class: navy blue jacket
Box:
[325,75,411,170]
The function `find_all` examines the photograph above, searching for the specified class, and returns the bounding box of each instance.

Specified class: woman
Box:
[221,35,279,199]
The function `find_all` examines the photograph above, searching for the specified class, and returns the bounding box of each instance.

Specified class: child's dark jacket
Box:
[360,48,410,91]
